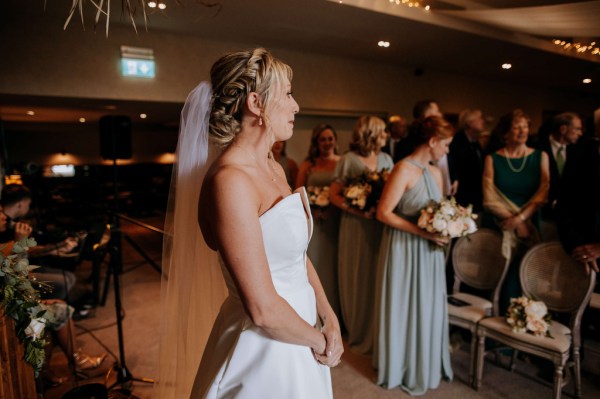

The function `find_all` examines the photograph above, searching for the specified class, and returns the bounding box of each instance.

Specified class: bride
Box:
[154,48,343,399]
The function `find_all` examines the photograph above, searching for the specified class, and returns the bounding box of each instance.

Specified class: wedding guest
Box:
[272,140,298,187]
[448,108,485,213]
[557,134,600,275]
[536,113,583,240]
[329,116,393,355]
[381,115,409,163]
[482,109,549,313]
[375,115,454,394]
[155,48,342,399]
[296,124,342,321]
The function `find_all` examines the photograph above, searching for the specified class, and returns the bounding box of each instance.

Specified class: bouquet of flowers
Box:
[343,169,390,211]
[506,296,552,338]
[0,238,53,376]
[417,197,478,238]
[306,186,330,208]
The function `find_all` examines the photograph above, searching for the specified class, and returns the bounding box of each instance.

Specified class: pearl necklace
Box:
[504,147,528,173]
[236,144,278,182]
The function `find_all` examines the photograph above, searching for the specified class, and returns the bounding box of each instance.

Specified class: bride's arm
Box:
[306,257,343,366]
[205,166,327,356]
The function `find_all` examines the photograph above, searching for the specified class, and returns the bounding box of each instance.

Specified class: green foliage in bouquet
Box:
[0,238,52,377]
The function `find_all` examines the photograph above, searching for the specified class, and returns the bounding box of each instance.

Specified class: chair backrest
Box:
[520,241,596,348]
[452,228,510,316]
[520,242,596,315]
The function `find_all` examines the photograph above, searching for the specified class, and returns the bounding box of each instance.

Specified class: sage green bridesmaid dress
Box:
[334,151,393,355]
[306,169,341,322]
[375,159,453,395]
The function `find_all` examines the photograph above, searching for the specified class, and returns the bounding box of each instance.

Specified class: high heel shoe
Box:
[73,349,107,371]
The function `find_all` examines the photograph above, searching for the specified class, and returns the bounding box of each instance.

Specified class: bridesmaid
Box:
[272,140,299,187]
[375,116,454,394]
[296,124,342,322]
[329,116,393,355]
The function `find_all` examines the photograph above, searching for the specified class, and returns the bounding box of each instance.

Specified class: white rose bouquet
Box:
[417,197,478,238]
[343,169,390,211]
[506,296,552,338]
[307,186,331,208]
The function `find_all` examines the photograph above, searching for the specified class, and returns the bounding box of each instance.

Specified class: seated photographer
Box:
[1,184,79,300]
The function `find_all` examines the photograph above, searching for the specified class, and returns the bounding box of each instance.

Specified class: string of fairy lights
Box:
[552,39,600,57]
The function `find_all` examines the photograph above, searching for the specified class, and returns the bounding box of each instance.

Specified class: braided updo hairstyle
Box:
[209,48,293,147]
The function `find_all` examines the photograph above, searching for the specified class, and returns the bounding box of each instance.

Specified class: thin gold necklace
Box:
[236,144,278,182]
[504,147,528,173]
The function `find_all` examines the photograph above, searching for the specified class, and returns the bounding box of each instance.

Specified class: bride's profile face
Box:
[268,76,299,142]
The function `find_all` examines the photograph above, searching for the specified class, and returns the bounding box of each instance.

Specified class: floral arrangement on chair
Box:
[343,169,390,211]
[417,197,478,238]
[307,186,330,208]
[506,296,552,338]
[0,238,53,376]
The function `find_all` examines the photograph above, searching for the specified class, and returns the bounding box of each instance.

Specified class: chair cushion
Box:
[478,316,572,354]
[448,294,492,323]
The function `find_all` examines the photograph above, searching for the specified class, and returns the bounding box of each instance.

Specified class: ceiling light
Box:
[26,110,35,116]
[501,63,512,70]
[158,2,166,10]
[79,117,86,123]
[583,78,592,84]
[140,113,148,119]
[378,41,390,48]
[148,1,157,8]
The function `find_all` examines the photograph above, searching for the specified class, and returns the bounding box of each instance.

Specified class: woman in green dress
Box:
[329,116,393,355]
[482,109,550,314]
[296,124,342,322]
[375,116,454,395]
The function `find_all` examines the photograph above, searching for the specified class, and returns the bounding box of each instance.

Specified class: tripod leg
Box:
[100,260,112,307]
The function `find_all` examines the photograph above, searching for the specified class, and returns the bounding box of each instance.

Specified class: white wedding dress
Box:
[190,189,333,399]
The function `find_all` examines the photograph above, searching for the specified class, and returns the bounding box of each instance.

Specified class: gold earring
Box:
[259,115,263,126]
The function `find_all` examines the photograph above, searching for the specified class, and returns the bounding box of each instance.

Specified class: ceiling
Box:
[1,0,599,128]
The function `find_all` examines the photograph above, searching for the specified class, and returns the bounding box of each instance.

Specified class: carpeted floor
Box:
[43,216,600,399]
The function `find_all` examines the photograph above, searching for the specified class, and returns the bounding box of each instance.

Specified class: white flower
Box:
[345,185,362,199]
[432,217,448,232]
[356,197,366,209]
[315,192,329,207]
[526,318,549,337]
[465,217,478,234]
[24,317,46,341]
[525,300,548,320]
[440,203,456,217]
[447,219,464,238]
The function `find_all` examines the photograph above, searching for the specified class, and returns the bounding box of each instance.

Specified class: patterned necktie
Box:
[556,146,565,176]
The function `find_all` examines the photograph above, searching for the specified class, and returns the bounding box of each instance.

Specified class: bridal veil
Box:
[153,82,227,398]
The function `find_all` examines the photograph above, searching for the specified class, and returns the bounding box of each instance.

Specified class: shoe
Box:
[73,350,107,371]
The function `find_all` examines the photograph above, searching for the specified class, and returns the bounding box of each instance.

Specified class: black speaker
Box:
[99,115,132,159]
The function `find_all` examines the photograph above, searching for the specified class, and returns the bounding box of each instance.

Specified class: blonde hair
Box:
[458,108,482,130]
[209,48,293,146]
[349,116,386,156]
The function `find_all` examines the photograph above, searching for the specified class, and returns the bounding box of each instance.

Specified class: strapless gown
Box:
[191,189,333,399]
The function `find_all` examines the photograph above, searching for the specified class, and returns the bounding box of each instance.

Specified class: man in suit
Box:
[557,128,600,275]
[448,108,485,213]
[382,115,408,163]
[538,112,583,223]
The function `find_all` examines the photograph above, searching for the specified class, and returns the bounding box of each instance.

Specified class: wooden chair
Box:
[475,242,596,399]
[448,228,510,386]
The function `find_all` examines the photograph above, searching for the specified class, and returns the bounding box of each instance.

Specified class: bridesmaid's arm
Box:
[205,166,327,356]
[295,160,310,189]
[376,162,448,246]
[306,257,343,366]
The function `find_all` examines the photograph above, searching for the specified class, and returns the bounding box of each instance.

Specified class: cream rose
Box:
[525,300,548,320]
[24,317,46,341]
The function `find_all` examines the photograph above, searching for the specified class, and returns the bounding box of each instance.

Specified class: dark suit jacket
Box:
[556,138,600,253]
[447,130,484,212]
[381,138,406,163]
[537,138,576,219]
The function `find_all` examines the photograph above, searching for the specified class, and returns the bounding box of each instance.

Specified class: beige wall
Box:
[1,9,597,165]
